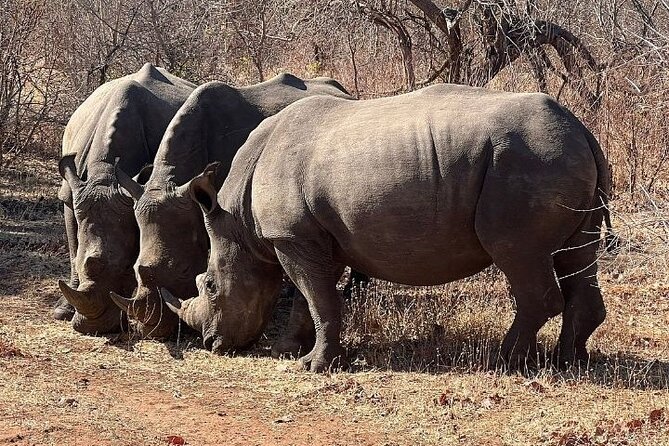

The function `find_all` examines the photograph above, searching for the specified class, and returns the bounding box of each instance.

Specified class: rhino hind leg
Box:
[552,212,607,367]
[275,240,347,373]
[493,254,565,368]
[271,289,315,359]
[474,200,571,368]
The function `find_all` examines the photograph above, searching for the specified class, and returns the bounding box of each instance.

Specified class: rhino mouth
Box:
[110,288,178,338]
[58,280,125,334]
[70,306,126,335]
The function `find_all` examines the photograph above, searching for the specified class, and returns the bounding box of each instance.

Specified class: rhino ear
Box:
[133,164,153,185]
[188,162,221,215]
[58,155,83,191]
[115,159,144,201]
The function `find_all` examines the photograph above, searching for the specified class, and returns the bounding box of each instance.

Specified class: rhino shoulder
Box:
[185,81,243,111]
[307,77,351,97]
[135,63,168,82]
[266,72,305,89]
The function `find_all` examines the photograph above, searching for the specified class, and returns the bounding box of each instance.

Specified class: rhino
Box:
[56,63,196,334]
[109,73,363,342]
[159,84,615,372]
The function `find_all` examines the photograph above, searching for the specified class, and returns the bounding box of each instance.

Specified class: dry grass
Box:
[1,154,668,446]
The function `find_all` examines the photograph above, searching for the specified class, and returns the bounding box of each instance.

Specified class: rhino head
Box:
[159,166,282,352]
[109,165,211,338]
[58,155,146,334]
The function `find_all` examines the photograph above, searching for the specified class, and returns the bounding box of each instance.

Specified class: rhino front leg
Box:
[54,202,78,321]
[275,241,346,373]
[271,289,315,359]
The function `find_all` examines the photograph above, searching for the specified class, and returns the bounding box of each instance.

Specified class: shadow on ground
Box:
[347,331,669,391]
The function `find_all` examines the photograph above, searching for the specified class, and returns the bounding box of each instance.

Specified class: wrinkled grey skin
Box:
[56,63,195,334]
[163,84,614,372]
[111,73,354,339]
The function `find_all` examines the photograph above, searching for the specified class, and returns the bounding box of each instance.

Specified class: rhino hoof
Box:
[53,302,75,321]
[551,346,589,370]
[271,337,313,360]
[298,347,348,373]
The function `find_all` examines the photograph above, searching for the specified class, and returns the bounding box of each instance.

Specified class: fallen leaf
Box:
[274,415,294,424]
[650,408,666,424]
[0,340,24,358]
[557,432,591,446]
[626,418,644,433]
[166,435,186,445]
[57,397,78,407]
[437,392,450,406]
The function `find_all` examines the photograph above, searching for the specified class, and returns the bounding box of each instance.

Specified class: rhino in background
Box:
[161,84,615,372]
[109,73,359,342]
[56,63,196,334]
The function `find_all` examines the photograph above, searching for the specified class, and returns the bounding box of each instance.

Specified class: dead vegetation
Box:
[1,0,669,444]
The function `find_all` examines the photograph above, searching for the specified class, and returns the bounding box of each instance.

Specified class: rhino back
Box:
[148,73,352,187]
[62,63,195,178]
[232,85,596,283]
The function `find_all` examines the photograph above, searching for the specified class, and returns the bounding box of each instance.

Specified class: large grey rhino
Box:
[160,84,615,372]
[56,63,196,334]
[110,73,357,340]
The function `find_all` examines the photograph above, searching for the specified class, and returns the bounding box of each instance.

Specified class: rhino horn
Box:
[58,280,95,317]
[109,291,135,314]
[160,288,199,331]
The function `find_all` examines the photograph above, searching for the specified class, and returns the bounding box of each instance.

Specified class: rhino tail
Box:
[583,127,619,254]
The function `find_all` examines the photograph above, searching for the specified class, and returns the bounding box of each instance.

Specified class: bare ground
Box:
[1,156,669,446]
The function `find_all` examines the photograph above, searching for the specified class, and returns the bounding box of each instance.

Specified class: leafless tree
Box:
[0,0,61,166]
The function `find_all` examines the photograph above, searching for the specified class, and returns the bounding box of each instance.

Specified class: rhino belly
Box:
[339,240,493,286]
[330,202,493,286]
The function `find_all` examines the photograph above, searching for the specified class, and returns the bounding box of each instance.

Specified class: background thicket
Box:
[2,0,669,200]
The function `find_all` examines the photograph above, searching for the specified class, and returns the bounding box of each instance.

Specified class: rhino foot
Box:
[53,296,75,321]
[298,345,348,373]
[499,325,540,372]
[271,334,314,359]
[551,344,589,370]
